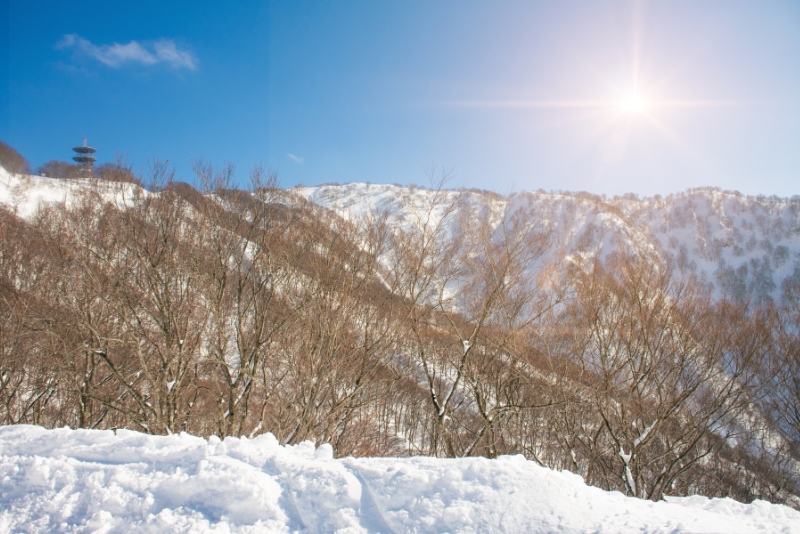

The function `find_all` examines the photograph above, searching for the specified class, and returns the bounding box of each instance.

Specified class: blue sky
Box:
[4,1,800,196]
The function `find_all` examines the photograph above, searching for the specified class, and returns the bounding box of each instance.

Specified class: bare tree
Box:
[192,160,296,438]
[91,160,209,434]
[0,207,61,426]
[276,200,400,455]
[0,140,31,177]
[565,244,763,500]
[387,179,559,457]
[35,160,84,179]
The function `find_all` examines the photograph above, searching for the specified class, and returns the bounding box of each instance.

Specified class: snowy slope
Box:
[0,167,800,303]
[296,183,800,303]
[2,425,799,534]
[0,168,144,219]
[2,168,799,302]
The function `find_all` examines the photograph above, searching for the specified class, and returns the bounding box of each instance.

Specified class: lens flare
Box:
[622,95,647,114]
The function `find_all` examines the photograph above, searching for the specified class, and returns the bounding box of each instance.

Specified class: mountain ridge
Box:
[294,181,800,305]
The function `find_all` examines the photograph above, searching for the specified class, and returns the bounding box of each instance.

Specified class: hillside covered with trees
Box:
[1,147,799,509]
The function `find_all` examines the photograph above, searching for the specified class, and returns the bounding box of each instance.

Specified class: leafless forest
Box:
[1,156,799,507]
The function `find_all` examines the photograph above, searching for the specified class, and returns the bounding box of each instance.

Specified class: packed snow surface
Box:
[1,426,798,533]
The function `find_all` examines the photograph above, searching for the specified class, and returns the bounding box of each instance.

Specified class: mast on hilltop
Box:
[72,137,97,178]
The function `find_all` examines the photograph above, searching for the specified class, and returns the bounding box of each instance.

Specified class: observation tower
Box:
[72,137,97,178]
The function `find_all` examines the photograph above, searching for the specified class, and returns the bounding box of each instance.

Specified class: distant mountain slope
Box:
[295,183,800,304]
[2,170,798,305]
[2,168,798,304]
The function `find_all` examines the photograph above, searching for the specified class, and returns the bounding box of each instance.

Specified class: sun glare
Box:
[622,95,647,114]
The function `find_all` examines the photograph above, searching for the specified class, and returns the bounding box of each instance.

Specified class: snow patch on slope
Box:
[0,167,145,219]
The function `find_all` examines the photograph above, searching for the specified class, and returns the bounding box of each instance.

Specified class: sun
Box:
[621,94,647,114]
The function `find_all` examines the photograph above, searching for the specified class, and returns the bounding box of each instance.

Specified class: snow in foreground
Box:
[0,426,798,534]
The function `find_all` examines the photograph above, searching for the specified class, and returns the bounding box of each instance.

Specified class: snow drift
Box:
[1,425,798,533]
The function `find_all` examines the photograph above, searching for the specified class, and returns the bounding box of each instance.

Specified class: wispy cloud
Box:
[288,154,304,164]
[56,34,197,70]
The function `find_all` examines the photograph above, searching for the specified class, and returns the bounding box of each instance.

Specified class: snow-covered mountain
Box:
[3,170,798,305]
[296,182,800,305]
[2,168,800,528]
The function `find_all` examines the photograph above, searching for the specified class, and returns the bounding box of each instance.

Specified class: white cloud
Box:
[56,34,197,70]
[288,154,304,164]
[153,39,198,70]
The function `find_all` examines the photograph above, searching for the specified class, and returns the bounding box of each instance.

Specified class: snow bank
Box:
[0,168,143,219]
[1,426,798,533]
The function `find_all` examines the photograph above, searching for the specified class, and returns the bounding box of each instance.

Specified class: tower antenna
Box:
[72,137,97,178]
